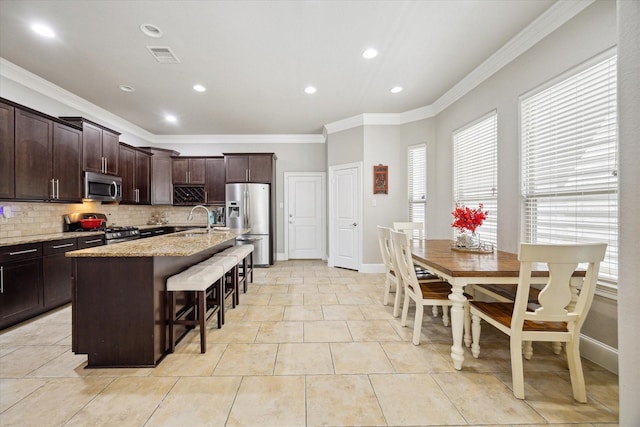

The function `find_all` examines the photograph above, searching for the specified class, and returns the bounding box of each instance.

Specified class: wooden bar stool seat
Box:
[166,263,224,354]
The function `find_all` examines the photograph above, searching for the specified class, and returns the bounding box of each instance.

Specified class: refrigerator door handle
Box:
[244,190,249,228]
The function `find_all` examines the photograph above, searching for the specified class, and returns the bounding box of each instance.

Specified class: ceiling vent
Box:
[146,46,180,64]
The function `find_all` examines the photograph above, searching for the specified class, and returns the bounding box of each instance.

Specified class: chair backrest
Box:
[390,229,419,294]
[376,226,394,273]
[393,222,424,240]
[513,243,607,331]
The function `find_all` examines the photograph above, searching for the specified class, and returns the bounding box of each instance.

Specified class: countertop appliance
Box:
[64,212,139,245]
[226,183,272,266]
[83,171,122,202]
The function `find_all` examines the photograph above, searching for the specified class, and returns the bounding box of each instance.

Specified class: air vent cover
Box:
[147,46,180,64]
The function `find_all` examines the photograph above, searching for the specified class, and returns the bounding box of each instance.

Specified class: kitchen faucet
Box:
[187,205,213,232]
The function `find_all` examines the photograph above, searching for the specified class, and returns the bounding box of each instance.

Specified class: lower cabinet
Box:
[43,238,77,309]
[0,243,44,329]
[138,227,171,239]
[1,235,104,329]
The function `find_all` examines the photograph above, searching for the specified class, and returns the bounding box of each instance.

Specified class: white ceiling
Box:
[0,0,557,136]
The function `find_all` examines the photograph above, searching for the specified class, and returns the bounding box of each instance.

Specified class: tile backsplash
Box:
[0,201,223,239]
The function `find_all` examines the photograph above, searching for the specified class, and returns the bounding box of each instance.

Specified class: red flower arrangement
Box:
[451,203,488,233]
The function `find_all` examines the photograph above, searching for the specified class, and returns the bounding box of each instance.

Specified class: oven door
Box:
[105,235,140,245]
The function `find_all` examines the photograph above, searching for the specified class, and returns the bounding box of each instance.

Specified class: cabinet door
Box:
[82,121,103,173]
[151,155,172,205]
[249,155,273,183]
[189,159,206,184]
[15,109,53,200]
[205,157,225,203]
[0,101,15,199]
[172,159,189,184]
[0,258,44,329]
[225,155,249,182]
[119,145,136,203]
[42,238,77,308]
[135,151,151,204]
[53,123,82,202]
[102,129,119,175]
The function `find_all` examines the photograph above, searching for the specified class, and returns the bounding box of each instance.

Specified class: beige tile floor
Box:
[0,260,619,426]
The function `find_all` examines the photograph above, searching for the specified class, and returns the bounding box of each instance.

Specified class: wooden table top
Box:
[410,239,584,278]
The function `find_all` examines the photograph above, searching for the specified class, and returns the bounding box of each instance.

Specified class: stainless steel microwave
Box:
[83,171,122,202]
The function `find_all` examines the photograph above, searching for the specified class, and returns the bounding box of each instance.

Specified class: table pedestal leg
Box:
[449,283,466,370]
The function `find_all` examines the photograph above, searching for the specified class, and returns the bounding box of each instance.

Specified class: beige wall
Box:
[617,0,640,421]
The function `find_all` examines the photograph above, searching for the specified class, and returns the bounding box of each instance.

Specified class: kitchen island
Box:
[66,228,248,368]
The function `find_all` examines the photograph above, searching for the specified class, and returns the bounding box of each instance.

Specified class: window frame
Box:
[407,143,426,238]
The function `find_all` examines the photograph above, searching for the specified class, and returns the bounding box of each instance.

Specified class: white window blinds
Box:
[453,112,498,245]
[521,54,618,283]
[408,144,426,236]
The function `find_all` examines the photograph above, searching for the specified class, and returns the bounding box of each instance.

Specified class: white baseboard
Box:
[276,252,287,261]
[580,334,618,374]
[359,263,386,274]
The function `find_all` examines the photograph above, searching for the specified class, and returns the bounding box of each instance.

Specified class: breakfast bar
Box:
[66,228,248,368]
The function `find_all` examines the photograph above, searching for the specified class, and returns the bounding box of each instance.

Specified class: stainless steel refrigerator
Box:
[225,183,272,266]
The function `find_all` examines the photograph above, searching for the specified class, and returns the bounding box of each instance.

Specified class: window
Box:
[453,112,498,246]
[408,144,426,237]
[521,54,617,284]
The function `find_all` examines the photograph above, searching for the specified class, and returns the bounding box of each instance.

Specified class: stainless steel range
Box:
[64,212,140,245]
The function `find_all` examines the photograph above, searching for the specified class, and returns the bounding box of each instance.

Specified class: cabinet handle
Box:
[204,190,208,204]
[246,170,249,181]
[135,188,139,203]
[83,239,103,244]
[52,243,74,249]
[56,179,60,199]
[50,179,56,199]
[153,230,164,234]
[1,266,3,294]
[9,249,38,256]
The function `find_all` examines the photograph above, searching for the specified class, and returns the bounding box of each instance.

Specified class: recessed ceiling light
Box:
[362,48,378,59]
[31,23,55,38]
[140,23,163,38]
[193,84,206,92]
[165,115,177,123]
[118,85,135,92]
[304,86,317,94]
[390,86,403,94]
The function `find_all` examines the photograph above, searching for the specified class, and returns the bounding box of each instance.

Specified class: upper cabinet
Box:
[119,143,150,204]
[13,106,82,202]
[60,117,120,176]
[172,157,205,184]
[224,153,275,183]
[205,157,225,204]
[141,147,179,205]
[0,101,15,199]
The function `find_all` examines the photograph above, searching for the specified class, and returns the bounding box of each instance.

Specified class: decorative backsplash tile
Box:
[0,201,224,239]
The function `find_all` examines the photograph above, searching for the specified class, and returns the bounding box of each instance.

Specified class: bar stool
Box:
[208,253,240,310]
[222,244,254,293]
[166,263,224,353]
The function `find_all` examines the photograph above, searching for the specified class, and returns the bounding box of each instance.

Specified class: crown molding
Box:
[153,134,325,144]
[324,0,594,135]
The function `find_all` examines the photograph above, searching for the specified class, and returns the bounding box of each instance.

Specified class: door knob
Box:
[351,222,357,226]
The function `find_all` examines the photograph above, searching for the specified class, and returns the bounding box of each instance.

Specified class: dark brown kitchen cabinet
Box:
[76,235,104,249]
[0,243,44,329]
[119,144,150,204]
[43,238,77,309]
[61,117,120,176]
[224,153,274,183]
[14,109,82,202]
[0,101,15,199]
[205,157,225,204]
[172,157,205,184]
[140,147,179,205]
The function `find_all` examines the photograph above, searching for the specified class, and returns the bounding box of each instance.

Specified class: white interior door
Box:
[330,163,361,270]
[285,173,325,259]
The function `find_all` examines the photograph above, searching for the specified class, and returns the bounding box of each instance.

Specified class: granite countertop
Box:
[0,231,104,247]
[66,228,247,258]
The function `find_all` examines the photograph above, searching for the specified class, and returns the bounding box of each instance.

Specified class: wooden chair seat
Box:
[470,301,568,332]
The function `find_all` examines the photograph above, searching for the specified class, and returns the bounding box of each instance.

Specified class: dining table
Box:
[410,239,584,370]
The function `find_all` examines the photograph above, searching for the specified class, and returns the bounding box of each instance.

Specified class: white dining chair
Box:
[469,242,607,402]
[391,229,471,345]
[377,226,403,317]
